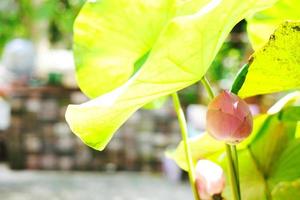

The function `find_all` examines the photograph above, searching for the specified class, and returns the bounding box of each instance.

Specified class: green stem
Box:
[230,80,242,199]
[172,93,200,200]
[201,77,242,200]
[201,77,214,100]
[231,145,241,197]
[226,144,240,200]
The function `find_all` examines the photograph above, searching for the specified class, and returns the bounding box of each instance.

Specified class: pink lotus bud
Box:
[206,90,253,144]
[195,159,225,200]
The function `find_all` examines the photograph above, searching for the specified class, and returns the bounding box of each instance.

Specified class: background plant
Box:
[0,0,84,52]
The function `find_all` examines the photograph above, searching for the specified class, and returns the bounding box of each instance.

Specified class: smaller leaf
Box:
[167,133,224,171]
[230,63,249,95]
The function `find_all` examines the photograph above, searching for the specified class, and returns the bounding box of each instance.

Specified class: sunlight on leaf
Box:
[247,0,300,50]
[74,0,177,98]
[295,122,300,138]
[239,21,300,98]
[67,0,277,150]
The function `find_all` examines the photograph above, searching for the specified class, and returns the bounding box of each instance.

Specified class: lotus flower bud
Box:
[206,90,253,144]
[195,159,225,200]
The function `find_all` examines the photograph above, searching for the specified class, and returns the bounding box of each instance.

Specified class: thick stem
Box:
[172,93,200,200]
[231,145,241,197]
[226,144,241,200]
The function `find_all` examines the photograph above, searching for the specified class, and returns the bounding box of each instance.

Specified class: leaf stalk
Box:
[172,93,200,200]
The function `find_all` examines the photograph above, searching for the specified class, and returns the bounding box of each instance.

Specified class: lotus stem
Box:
[172,93,200,200]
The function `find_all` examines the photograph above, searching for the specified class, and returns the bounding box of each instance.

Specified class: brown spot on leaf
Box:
[292,26,300,32]
[248,56,254,64]
[269,34,276,40]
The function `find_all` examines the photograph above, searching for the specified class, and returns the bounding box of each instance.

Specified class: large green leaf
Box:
[74,0,222,98]
[74,0,176,98]
[247,0,300,50]
[238,21,300,98]
[67,0,277,150]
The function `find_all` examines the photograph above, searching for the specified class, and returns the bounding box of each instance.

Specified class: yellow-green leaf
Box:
[67,0,277,150]
[247,0,300,50]
[239,21,300,98]
[74,0,177,98]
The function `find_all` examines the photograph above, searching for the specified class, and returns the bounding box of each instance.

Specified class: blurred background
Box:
[0,0,280,199]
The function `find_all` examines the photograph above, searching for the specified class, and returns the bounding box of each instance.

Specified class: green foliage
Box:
[67,0,277,150]
[171,92,300,199]
[239,21,300,98]
[247,0,300,50]
[170,23,300,198]
[0,0,84,51]
[0,0,28,51]
[66,1,300,199]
